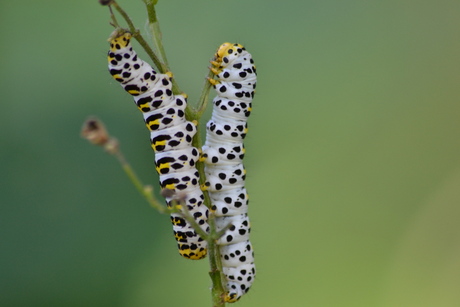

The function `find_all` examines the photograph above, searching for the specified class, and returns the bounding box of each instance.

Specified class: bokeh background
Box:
[1,0,460,306]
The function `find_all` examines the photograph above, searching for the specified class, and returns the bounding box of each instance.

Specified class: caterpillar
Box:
[202,42,257,302]
[107,30,209,260]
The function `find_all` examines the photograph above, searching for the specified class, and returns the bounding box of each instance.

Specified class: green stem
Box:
[143,0,168,69]
[110,1,164,73]
[196,69,215,116]
[208,219,227,307]
[110,1,135,31]
[169,199,209,240]
[133,32,165,73]
[108,5,120,28]
[113,151,167,213]
[193,123,226,307]
[143,0,182,95]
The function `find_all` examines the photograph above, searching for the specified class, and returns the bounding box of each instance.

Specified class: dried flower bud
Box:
[161,188,176,199]
[81,117,109,146]
[81,117,121,155]
[99,0,113,6]
[162,189,189,211]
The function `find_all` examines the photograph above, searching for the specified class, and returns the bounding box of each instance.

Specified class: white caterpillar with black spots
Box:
[202,42,257,303]
[107,30,209,260]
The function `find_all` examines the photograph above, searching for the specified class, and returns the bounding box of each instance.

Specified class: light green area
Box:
[1,0,460,306]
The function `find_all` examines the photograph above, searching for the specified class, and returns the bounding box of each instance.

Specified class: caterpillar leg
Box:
[199,153,208,163]
[210,66,221,75]
[200,182,210,191]
[207,77,220,86]
[210,60,221,68]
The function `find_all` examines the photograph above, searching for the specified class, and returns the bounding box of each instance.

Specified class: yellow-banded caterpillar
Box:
[108,30,209,260]
[202,42,257,302]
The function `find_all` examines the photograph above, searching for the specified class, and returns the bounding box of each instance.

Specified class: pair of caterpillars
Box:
[107,30,256,302]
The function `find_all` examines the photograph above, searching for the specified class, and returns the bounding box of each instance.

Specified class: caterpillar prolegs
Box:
[107,30,209,260]
[202,43,257,302]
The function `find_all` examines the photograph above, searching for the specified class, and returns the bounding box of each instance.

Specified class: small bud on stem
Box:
[81,117,119,155]
[99,0,113,6]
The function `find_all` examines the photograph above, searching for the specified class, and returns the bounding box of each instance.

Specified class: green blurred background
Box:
[1,0,460,306]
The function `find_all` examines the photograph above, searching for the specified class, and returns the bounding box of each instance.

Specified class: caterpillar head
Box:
[214,43,245,67]
[108,30,132,52]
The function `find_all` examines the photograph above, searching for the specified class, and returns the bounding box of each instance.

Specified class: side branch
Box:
[81,117,166,213]
[196,69,216,117]
[143,0,169,70]
[142,0,182,95]
[108,1,165,75]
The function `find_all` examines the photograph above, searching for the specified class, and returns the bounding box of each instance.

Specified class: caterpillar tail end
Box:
[200,182,210,191]
[178,243,207,260]
[224,292,240,303]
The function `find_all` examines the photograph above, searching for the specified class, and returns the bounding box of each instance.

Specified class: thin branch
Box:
[113,151,167,213]
[109,1,164,73]
[143,0,168,69]
[110,1,135,32]
[168,197,209,241]
[214,222,234,240]
[208,217,227,307]
[186,61,227,307]
[142,0,183,95]
[81,117,166,213]
[196,69,215,117]
[107,5,120,27]
[193,123,227,307]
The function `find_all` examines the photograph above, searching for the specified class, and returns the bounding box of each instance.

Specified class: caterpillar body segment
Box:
[108,30,209,260]
[142,95,187,131]
[208,187,249,217]
[149,121,196,153]
[154,147,200,175]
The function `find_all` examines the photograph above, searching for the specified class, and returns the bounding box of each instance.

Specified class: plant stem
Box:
[110,1,164,73]
[193,123,226,307]
[143,0,168,69]
[196,69,215,116]
[113,150,167,213]
[169,198,209,241]
[208,219,227,307]
[143,0,182,95]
